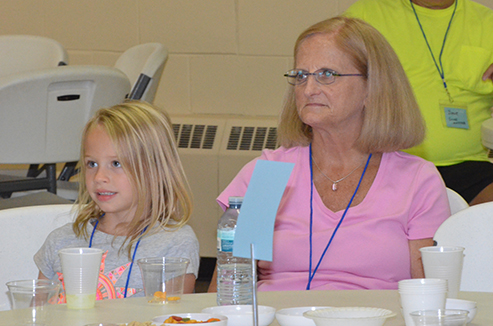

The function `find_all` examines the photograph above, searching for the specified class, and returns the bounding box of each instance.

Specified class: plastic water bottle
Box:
[216,196,253,305]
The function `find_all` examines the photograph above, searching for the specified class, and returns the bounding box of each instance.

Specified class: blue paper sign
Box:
[232,160,294,261]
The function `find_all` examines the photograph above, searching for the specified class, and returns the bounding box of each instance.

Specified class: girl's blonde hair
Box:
[73,100,193,257]
[278,16,425,153]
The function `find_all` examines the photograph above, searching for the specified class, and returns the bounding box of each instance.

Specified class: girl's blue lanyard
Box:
[410,0,458,103]
[307,144,372,290]
[89,217,147,298]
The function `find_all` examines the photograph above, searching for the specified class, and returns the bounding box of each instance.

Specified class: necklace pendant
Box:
[332,183,337,191]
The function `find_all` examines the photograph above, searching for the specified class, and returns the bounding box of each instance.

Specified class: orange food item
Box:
[163,316,221,324]
[154,291,167,299]
[167,296,180,301]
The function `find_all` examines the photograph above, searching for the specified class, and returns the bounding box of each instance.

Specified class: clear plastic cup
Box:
[58,247,103,309]
[420,246,465,298]
[410,309,468,326]
[137,257,189,304]
[7,279,60,325]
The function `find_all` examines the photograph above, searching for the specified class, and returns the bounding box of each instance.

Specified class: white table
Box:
[0,290,491,326]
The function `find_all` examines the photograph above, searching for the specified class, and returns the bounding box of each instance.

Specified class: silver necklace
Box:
[312,156,367,191]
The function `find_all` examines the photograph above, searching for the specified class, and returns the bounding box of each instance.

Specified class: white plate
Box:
[276,307,331,326]
[202,305,276,326]
[446,298,477,323]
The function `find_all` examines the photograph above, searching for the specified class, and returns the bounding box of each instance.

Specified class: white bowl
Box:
[152,313,228,326]
[202,305,276,326]
[276,307,331,326]
[446,298,477,323]
[303,307,396,326]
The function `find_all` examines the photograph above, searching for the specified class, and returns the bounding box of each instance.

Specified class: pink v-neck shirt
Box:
[217,146,450,291]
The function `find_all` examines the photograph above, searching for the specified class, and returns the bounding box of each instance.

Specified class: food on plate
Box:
[162,316,221,324]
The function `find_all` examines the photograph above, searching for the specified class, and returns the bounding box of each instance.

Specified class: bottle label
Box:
[218,229,235,252]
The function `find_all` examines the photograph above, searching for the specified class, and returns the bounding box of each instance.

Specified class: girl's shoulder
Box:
[41,222,80,249]
[48,222,76,238]
[152,224,197,240]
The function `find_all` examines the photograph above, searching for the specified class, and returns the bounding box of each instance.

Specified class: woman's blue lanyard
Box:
[307,144,372,290]
[89,218,147,298]
[410,0,458,103]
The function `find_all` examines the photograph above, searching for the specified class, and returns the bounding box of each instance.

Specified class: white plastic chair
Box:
[0,65,130,197]
[0,35,68,77]
[114,43,168,103]
[434,202,493,292]
[446,187,469,215]
[0,204,75,310]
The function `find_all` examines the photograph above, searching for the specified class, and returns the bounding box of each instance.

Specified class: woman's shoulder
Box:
[383,151,441,177]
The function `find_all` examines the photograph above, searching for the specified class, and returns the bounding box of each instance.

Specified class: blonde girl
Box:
[35,101,199,300]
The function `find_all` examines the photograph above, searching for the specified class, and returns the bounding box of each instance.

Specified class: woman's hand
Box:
[483,63,493,82]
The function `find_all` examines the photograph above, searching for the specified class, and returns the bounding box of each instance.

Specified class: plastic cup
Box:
[7,279,60,326]
[410,309,468,326]
[137,257,189,304]
[420,246,465,298]
[399,279,448,326]
[58,247,103,309]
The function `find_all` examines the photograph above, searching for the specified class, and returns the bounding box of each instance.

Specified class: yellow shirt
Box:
[345,0,493,165]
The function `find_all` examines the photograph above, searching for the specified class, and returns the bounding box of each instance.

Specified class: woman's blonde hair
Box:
[73,100,193,257]
[278,16,425,153]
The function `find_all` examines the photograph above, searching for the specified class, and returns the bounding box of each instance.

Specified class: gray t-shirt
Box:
[34,221,200,299]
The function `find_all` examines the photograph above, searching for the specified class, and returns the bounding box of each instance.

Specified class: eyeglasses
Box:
[284,68,364,86]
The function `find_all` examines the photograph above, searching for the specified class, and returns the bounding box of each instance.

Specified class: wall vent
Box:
[226,126,277,151]
[173,123,217,149]
[174,123,277,152]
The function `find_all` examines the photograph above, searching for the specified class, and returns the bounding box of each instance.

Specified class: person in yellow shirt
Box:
[345,0,493,204]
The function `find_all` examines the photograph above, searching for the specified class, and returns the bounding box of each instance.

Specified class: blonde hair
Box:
[278,16,425,153]
[73,100,193,257]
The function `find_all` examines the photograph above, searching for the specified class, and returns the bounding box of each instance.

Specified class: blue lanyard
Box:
[307,144,372,290]
[410,0,458,102]
[89,218,147,298]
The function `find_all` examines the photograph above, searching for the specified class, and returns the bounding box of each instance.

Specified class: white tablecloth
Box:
[0,290,491,326]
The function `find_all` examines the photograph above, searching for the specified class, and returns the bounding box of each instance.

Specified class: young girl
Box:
[34,101,200,300]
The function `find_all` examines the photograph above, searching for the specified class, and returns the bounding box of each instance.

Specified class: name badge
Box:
[440,101,469,129]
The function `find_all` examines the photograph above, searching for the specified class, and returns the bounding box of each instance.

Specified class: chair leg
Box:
[27,164,44,178]
[46,164,57,194]
[58,162,78,181]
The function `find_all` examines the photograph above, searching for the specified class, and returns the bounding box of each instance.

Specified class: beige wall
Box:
[1,0,493,118]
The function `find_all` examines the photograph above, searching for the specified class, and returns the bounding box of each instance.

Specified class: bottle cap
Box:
[228,196,244,205]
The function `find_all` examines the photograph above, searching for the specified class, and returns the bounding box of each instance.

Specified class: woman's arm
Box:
[409,238,434,278]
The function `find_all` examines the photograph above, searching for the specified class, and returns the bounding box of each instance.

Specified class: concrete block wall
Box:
[1,0,493,118]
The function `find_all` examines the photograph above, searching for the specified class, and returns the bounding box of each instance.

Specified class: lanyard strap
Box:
[410,0,458,102]
[307,144,372,290]
[89,218,147,298]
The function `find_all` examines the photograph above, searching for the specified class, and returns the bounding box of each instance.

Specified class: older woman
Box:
[212,16,450,291]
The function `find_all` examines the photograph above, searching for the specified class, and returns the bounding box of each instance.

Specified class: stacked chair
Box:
[0,35,130,203]
[114,42,168,103]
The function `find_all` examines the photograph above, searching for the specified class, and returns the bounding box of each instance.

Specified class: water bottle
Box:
[216,196,253,305]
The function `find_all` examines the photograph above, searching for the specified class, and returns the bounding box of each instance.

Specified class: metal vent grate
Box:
[226,126,278,151]
[173,123,218,149]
